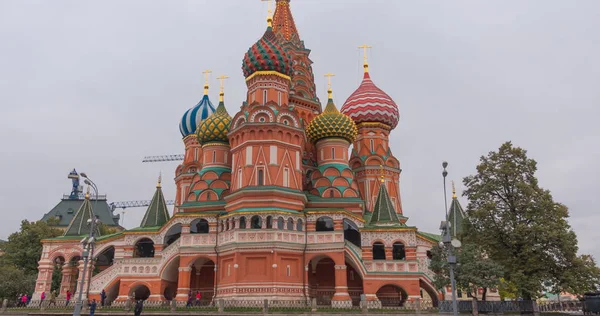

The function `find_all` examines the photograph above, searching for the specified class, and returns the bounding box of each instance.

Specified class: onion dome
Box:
[197,99,232,145]
[242,26,293,79]
[306,91,358,144]
[179,90,216,137]
[340,72,399,130]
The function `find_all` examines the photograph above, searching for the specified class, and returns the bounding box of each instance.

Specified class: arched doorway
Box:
[164,224,182,247]
[190,219,209,234]
[94,246,115,276]
[51,256,65,293]
[190,257,215,303]
[345,261,364,306]
[376,284,408,307]
[307,256,336,306]
[134,238,155,258]
[104,280,120,306]
[420,279,440,307]
[160,256,179,301]
[130,284,151,301]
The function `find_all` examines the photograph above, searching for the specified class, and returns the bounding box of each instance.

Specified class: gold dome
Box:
[306,97,358,144]
[197,101,232,145]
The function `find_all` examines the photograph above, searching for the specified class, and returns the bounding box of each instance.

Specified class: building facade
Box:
[34,0,441,308]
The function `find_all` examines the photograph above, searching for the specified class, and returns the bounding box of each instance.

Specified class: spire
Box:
[202,70,212,95]
[217,75,229,103]
[261,0,274,27]
[140,181,170,228]
[358,44,372,74]
[448,181,467,237]
[368,180,402,227]
[63,187,99,236]
[324,73,335,100]
[272,0,299,41]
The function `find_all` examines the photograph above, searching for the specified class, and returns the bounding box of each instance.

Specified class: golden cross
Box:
[217,75,229,102]
[324,73,335,99]
[379,164,385,183]
[452,180,456,198]
[157,172,162,188]
[358,44,372,72]
[261,0,274,25]
[202,70,212,94]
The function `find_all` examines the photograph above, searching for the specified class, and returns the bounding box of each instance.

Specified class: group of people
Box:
[186,291,203,307]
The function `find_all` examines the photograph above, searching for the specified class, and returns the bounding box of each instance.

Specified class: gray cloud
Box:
[0,0,598,259]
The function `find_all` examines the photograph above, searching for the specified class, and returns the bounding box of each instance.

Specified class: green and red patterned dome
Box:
[242,26,293,79]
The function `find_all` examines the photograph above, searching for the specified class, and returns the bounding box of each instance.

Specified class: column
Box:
[331,264,352,308]
[176,266,192,301]
[60,263,75,296]
[75,259,94,299]
[33,262,54,300]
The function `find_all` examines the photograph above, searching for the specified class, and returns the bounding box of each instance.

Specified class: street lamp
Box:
[72,174,100,316]
[439,162,461,316]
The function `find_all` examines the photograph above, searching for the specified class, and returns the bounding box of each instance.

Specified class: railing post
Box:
[1,299,7,313]
[471,298,478,316]
[311,298,317,313]
[532,300,540,316]
[360,297,368,314]
[170,299,177,312]
[124,299,132,312]
[263,299,269,314]
[217,299,224,313]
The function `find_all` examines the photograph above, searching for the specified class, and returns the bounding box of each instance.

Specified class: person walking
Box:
[65,290,71,306]
[40,291,46,306]
[20,294,27,307]
[100,289,106,307]
[88,299,97,316]
[134,300,144,316]
[195,291,202,306]
[186,291,192,308]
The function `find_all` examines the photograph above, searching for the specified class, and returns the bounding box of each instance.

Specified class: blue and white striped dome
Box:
[179,94,216,137]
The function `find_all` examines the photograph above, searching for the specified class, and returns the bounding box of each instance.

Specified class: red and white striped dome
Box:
[340,72,399,129]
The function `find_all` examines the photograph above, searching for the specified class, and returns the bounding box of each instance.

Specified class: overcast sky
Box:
[0,0,598,259]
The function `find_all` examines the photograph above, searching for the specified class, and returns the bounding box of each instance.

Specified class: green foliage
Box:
[546,254,600,296]
[462,141,596,299]
[429,242,503,300]
[51,264,62,292]
[498,278,518,300]
[0,220,62,275]
[97,223,118,236]
[0,265,37,300]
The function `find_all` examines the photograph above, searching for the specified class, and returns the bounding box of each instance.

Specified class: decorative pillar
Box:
[60,263,75,296]
[75,259,94,299]
[385,247,393,260]
[331,264,352,308]
[175,267,192,301]
[34,262,54,300]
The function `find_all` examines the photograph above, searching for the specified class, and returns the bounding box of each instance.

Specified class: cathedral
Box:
[34,0,442,308]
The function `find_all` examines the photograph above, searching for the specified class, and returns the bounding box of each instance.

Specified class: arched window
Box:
[331,147,335,159]
[220,221,224,232]
[329,190,334,198]
[207,191,212,201]
[190,219,209,234]
[316,216,334,232]
[134,238,155,258]
[239,217,247,229]
[225,219,230,231]
[164,224,182,246]
[263,89,268,104]
[287,218,294,230]
[213,151,216,163]
[370,139,374,152]
[373,242,386,260]
[231,218,236,229]
[266,216,273,229]
[257,169,264,186]
[277,217,284,230]
[296,219,303,232]
[392,242,406,260]
[343,219,361,247]
[251,215,262,229]
[278,91,282,104]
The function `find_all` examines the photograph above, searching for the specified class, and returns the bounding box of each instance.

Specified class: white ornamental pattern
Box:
[361,231,416,247]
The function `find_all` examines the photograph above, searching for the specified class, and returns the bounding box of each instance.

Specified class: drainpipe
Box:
[213,214,220,304]
[302,212,308,304]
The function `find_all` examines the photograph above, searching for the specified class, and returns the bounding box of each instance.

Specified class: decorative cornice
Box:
[305,209,365,223]
[245,71,291,82]
[356,122,391,131]
[361,227,417,233]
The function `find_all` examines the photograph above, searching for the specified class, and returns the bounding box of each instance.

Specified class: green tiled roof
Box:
[368,183,403,227]
[41,198,120,228]
[63,196,100,237]
[448,196,467,237]
[140,184,170,228]
[418,231,441,243]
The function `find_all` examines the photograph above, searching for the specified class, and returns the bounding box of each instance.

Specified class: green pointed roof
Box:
[367,182,404,227]
[448,188,467,237]
[63,193,100,237]
[140,180,170,228]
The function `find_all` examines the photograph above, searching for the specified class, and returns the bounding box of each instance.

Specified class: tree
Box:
[0,265,37,300]
[0,220,62,275]
[463,141,593,299]
[429,242,503,301]
[547,254,600,296]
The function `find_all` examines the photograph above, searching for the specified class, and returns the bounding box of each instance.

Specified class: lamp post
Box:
[72,174,100,316]
[82,177,99,299]
[440,162,460,316]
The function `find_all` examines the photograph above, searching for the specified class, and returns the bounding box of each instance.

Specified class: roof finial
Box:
[202,70,212,95]
[217,75,229,103]
[358,44,372,73]
[261,0,274,27]
[157,172,162,188]
[452,180,456,199]
[324,73,335,100]
[85,186,90,199]
[379,164,385,183]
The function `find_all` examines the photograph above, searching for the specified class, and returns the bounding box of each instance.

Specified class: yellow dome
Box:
[197,101,232,144]
[307,97,358,144]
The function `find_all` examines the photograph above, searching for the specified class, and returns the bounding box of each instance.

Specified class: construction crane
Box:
[142,154,184,163]
[109,199,175,226]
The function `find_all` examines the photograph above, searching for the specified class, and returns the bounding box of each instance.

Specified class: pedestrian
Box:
[26,293,32,305]
[65,290,71,306]
[186,291,192,308]
[20,294,28,307]
[134,300,144,316]
[49,291,57,306]
[40,291,46,307]
[88,299,97,316]
[100,289,106,307]
[195,291,201,306]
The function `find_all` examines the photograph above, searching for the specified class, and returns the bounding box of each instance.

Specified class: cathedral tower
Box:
[341,47,404,219]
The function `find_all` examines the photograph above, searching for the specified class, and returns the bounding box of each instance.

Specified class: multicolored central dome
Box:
[197,100,232,144]
[306,96,358,144]
[340,72,399,129]
[242,26,293,79]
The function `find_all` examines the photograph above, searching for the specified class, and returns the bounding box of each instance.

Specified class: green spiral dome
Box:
[307,97,358,144]
[197,101,232,144]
